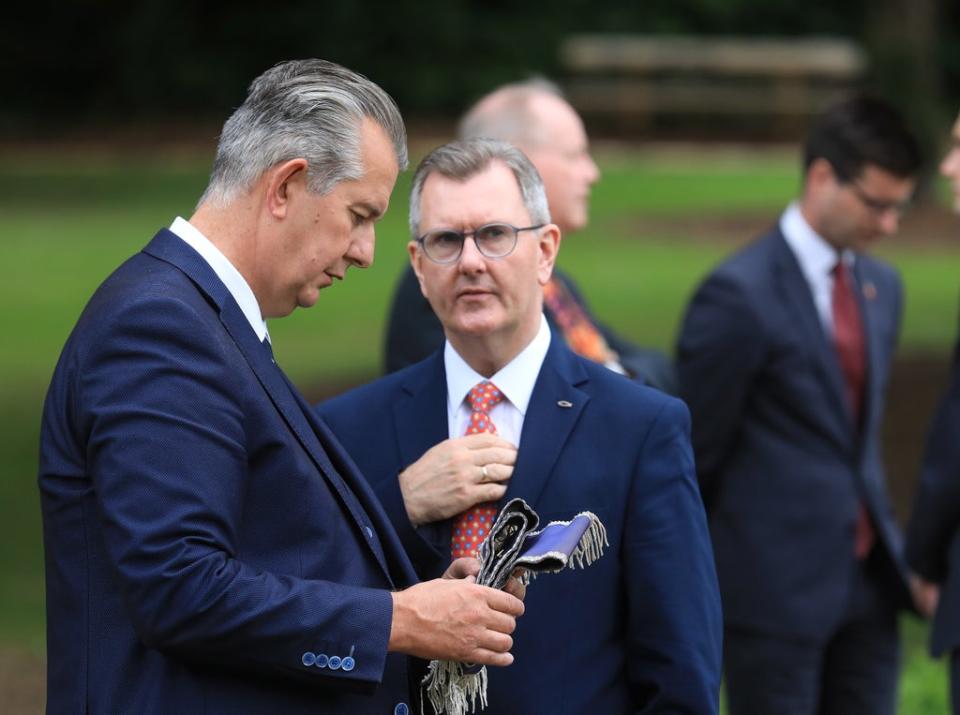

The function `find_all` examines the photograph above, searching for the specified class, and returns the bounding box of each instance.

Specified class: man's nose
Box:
[348,228,375,269]
[457,234,487,273]
[877,209,900,236]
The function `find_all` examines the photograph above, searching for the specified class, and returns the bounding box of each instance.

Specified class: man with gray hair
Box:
[320,138,722,713]
[38,59,524,715]
[384,79,677,393]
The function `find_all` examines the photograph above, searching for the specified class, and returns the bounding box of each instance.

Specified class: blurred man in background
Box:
[906,110,960,713]
[384,79,677,392]
[678,96,925,714]
[321,138,722,713]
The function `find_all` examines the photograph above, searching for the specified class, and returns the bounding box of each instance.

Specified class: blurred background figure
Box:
[383,79,677,393]
[906,109,960,714]
[677,96,924,715]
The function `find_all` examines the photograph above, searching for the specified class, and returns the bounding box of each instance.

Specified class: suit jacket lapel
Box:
[504,337,589,509]
[395,352,449,469]
[853,260,884,446]
[289,383,419,588]
[142,230,400,584]
[772,232,855,445]
[393,353,452,554]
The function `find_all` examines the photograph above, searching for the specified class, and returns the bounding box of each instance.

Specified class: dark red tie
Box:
[832,261,873,558]
[832,262,865,421]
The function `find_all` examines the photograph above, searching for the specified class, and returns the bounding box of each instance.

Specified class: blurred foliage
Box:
[4,0,959,132]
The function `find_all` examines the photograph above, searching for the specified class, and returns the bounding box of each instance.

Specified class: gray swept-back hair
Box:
[457,77,564,149]
[199,59,408,207]
[408,138,550,238]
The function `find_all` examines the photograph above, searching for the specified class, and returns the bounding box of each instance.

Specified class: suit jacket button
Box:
[340,656,355,671]
[394,704,409,715]
[301,652,316,667]
[328,655,342,670]
[315,653,329,668]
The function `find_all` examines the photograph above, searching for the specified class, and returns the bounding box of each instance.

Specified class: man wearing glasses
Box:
[319,138,722,713]
[383,79,677,393]
[677,96,926,714]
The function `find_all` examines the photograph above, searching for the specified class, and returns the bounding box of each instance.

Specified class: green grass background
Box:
[2,143,958,710]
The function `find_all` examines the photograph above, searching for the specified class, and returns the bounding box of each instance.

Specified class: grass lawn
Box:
[1,142,958,711]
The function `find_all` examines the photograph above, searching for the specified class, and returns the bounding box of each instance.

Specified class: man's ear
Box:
[805,157,838,196]
[408,240,429,299]
[536,224,562,286]
[265,158,310,219]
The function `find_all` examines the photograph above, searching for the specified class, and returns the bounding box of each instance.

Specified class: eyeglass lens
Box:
[422,223,517,262]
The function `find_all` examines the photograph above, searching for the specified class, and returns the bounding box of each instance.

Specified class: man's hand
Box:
[388,579,524,665]
[443,557,527,602]
[399,434,517,526]
[910,573,940,619]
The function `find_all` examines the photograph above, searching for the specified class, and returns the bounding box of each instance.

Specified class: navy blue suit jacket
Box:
[906,333,960,656]
[677,227,911,642]
[39,230,421,714]
[319,336,722,713]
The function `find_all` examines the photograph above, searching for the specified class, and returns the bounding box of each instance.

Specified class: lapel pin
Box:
[557,400,573,408]
[863,282,877,301]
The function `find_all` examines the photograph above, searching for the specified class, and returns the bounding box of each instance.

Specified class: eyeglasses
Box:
[847,181,912,218]
[416,222,545,264]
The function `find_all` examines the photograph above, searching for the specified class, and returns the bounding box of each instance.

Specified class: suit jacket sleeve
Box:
[676,271,765,505]
[625,398,723,712]
[76,293,394,689]
[906,337,960,582]
[383,266,445,374]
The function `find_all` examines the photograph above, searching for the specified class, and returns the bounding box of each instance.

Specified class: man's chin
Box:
[448,313,503,339]
[297,289,321,310]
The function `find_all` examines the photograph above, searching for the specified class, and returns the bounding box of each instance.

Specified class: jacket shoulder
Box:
[319,358,431,422]
[575,353,688,424]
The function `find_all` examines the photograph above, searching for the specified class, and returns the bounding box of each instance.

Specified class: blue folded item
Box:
[423,497,607,715]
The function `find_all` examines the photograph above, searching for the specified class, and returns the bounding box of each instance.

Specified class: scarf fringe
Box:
[569,512,608,569]
[422,660,488,715]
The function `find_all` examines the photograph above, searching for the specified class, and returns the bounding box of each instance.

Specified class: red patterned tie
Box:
[450,381,504,559]
[832,261,874,559]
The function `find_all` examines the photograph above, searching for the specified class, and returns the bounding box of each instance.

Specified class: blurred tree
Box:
[2,0,957,137]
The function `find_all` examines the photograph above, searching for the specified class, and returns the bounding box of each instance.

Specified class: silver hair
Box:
[408,138,551,237]
[199,59,408,207]
[457,77,564,149]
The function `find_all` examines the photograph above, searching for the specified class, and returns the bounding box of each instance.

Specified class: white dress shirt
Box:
[444,314,552,444]
[169,216,271,344]
[780,202,855,334]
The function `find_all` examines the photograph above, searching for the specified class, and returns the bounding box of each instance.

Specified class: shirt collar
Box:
[780,202,855,279]
[445,314,552,416]
[169,216,270,343]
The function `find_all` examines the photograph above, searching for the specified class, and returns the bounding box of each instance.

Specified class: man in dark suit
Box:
[384,79,677,392]
[677,96,927,715]
[38,59,524,715]
[906,109,960,713]
[320,138,722,713]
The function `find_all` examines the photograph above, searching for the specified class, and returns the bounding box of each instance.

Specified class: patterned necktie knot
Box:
[466,381,504,434]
